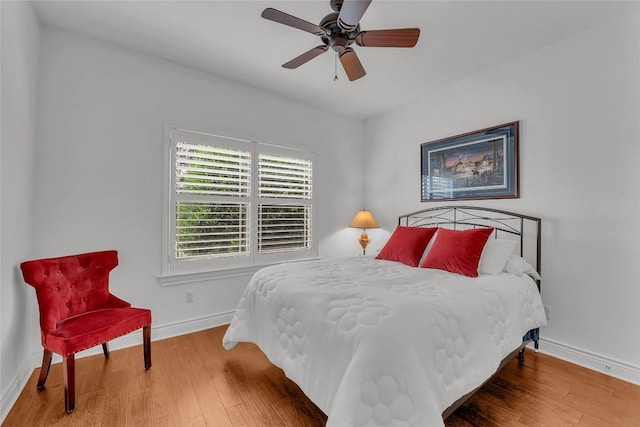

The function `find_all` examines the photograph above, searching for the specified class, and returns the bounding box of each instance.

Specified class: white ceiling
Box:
[31,0,640,120]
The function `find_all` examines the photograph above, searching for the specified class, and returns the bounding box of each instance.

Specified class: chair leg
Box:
[62,355,76,414]
[37,350,53,391]
[143,325,152,370]
[102,342,110,359]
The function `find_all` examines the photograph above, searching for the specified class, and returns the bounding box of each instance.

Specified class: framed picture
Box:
[421,121,519,201]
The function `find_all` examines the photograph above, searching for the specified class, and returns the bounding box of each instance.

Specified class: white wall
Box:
[33,26,364,334]
[364,11,640,381]
[0,0,41,419]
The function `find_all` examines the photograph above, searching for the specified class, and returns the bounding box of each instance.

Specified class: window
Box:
[163,128,315,275]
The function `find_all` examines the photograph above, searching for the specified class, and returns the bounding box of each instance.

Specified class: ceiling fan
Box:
[262,0,420,81]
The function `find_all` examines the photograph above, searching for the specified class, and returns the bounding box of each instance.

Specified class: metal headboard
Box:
[398,206,542,281]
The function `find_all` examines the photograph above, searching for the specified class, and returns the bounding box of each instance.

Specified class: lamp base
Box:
[358,231,370,255]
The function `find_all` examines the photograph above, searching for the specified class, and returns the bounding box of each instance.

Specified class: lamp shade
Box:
[348,210,380,229]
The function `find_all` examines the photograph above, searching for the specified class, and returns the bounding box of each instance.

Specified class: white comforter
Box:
[223,257,546,426]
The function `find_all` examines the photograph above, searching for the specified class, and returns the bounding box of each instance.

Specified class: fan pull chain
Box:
[334,53,339,81]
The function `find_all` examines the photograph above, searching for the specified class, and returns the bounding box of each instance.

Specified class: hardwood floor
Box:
[4,325,639,426]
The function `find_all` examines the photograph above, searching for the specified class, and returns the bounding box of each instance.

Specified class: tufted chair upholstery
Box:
[20,250,151,414]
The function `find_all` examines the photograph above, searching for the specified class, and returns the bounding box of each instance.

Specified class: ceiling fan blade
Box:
[261,8,327,36]
[339,48,366,81]
[337,0,372,31]
[355,28,421,47]
[282,45,329,69]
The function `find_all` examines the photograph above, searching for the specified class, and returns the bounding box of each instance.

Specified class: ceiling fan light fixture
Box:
[337,0,372,31]
[329,36,348,53]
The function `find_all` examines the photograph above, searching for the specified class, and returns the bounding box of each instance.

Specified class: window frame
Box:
[161,126,317,278]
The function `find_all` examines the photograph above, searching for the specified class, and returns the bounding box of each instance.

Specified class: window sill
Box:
[157,257,320,287]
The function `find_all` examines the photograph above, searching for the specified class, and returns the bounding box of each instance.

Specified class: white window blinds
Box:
[258,154,313,254]
[176,142,251,198]
[258,154,312,200]
[175,141,251,260]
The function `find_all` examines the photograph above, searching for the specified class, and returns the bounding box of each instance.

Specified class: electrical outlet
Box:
[544,305,551,320]
[185,291,194,303]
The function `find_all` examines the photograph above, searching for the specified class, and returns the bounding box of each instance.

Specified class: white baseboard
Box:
[0,310,235,423]
[0,355,35,423]
[532,337,640,385]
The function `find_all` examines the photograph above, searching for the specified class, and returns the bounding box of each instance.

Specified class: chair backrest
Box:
[20,250,119,335]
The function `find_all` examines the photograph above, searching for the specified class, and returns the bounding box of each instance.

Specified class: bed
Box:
[223,206,547,426]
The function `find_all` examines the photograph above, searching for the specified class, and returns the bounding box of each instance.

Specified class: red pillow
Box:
[376,226,438,267]
[421,227,494,277]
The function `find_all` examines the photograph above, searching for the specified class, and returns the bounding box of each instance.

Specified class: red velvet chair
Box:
[20,250,151,414]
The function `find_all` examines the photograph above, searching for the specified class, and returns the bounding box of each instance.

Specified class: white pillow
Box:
[478,239,516,275]
[505,254,542,280]
[418,228,439,267]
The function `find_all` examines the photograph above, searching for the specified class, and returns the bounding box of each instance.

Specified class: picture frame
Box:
[421,121,519,201]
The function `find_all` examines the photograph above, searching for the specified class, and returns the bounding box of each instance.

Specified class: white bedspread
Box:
[223,257,547,426]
